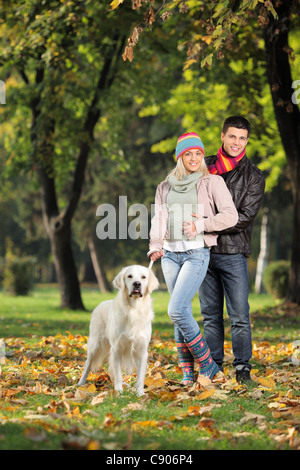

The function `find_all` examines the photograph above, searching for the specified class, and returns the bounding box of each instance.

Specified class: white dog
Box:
[78,265,159,396]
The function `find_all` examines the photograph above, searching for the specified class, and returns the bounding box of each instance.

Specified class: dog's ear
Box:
[112,268,126,290]
[148,270,159,293]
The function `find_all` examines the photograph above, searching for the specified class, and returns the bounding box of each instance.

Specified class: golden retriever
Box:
[78,265,159,396]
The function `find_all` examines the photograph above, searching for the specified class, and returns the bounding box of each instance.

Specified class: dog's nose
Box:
[133,281,141,288]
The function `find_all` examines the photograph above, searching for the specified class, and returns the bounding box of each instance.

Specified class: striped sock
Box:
[186,332,219,379]
[176,342,195,384]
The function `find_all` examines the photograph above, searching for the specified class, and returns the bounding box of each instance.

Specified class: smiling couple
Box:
[148,116,265,386]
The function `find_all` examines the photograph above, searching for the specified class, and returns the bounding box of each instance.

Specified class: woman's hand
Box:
[183,212,203,239]
[182,220,197,239]
[150,249,163,261]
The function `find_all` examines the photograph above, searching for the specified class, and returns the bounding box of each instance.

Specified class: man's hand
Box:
[191,212,203,221]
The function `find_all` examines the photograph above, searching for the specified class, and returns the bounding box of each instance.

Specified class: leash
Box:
[147,248,160,269]
[147,248,162,270]
[148,259,154,270]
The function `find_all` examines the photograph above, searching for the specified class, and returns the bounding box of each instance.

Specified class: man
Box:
[199,116,265,383]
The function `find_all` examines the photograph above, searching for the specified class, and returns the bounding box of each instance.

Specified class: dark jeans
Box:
[199,253,252,371]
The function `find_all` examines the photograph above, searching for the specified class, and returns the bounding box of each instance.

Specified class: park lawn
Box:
[0,285,299,451]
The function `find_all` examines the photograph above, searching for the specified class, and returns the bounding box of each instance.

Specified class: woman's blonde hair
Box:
[167,151,209,181]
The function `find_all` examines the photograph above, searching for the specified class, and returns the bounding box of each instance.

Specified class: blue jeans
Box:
[161,248,210,343]
[199,253,252,371]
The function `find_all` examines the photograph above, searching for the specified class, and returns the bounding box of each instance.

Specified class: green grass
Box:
[0,285,299,451]
[0,286,282,339]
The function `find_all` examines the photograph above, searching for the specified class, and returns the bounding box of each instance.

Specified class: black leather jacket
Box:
[204,154,265,257]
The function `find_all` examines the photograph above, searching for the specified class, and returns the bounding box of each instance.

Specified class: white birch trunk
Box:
[255,210,269,294]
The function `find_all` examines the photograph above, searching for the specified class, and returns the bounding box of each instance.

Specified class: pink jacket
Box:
[149,174,238,251]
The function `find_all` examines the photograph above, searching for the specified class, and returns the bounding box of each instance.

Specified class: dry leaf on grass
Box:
[1,332,300,450]
[144,376,166,390]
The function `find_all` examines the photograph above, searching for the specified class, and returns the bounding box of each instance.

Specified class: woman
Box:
[148,132,238,384]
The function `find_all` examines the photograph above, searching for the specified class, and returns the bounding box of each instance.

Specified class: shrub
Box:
[3,253,36,296]
[263,260,290,299]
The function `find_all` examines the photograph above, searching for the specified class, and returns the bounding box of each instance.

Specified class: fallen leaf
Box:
[144,376,165,389]
[196,375,213,389]
[71,406,81,416]
[23,414,50,421]
[209,389,230,400]
[268,402,286,410]
[24,427,48,442]
[91,391,110,406]
[187,405,203,416]
[74,389,89,401]
[195,389,216,400]
[122,402,145,412]
[87,440,101,450]
[62,436,96,450]
[221,377,237,391]
[257,377,276,388]
[197,417,216,431]
[240,412,266,425]
[248,389,264,400]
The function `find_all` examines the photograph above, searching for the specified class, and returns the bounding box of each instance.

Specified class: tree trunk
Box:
[88,234,109,293]
[263,0,300,304]
[50,221,85,310]
[255,209,269,294]
[28,34,125,309]
[289,191,300,304]
[37,164,86,310]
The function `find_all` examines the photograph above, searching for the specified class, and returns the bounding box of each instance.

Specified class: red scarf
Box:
[207,146,245,175]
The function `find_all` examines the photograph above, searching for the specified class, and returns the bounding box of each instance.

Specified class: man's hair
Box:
[222,116,251,137]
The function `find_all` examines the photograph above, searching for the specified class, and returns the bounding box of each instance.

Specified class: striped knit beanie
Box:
[175,132,205,160]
